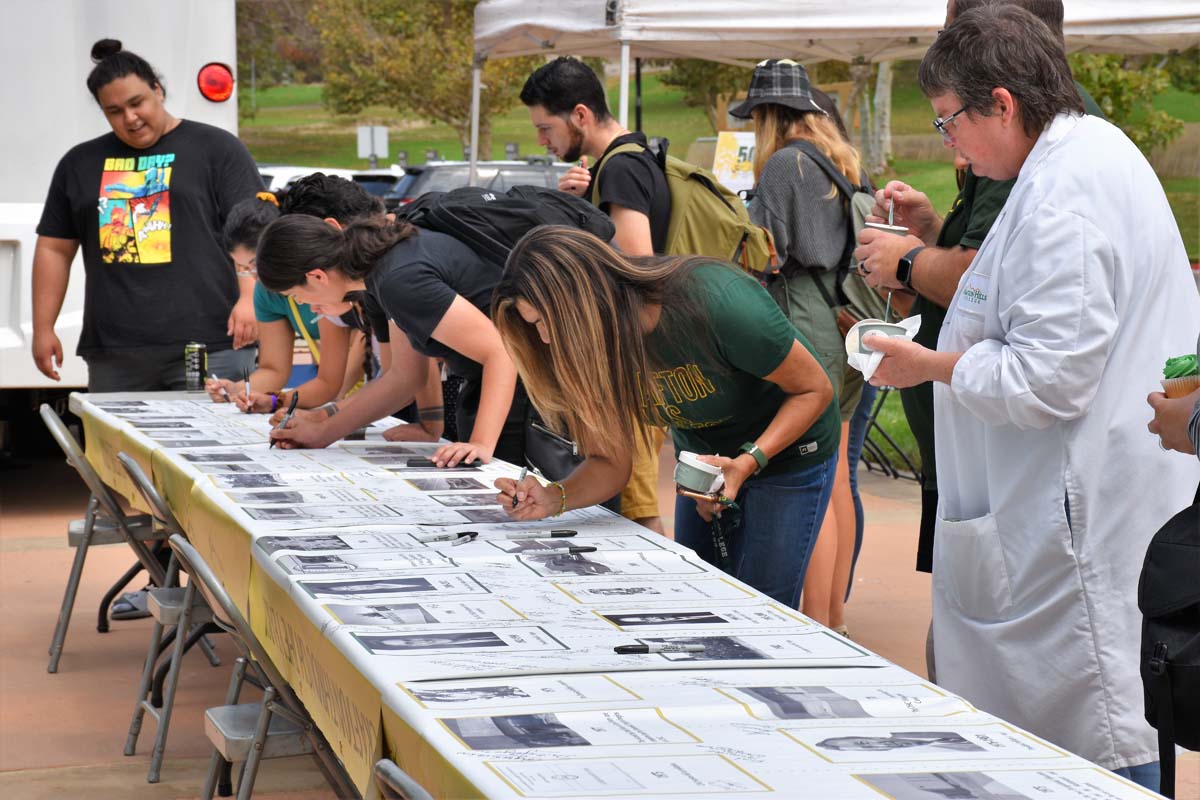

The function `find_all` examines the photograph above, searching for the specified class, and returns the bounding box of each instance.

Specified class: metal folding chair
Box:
[166,534,358,799]
[40,404,167,673]
[860,388,923,483]
[374,759,434,800]
[118,453,223,783]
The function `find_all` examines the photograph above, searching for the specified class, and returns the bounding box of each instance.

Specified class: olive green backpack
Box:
[591,139,776,274]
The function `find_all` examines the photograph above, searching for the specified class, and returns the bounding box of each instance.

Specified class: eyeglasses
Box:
[933,106,968,141]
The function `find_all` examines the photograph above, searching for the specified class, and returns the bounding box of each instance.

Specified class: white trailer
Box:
[0,0,239,391]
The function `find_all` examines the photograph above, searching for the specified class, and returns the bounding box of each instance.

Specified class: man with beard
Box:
[521,56,671,536]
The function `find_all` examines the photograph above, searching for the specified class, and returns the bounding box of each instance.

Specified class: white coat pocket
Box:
[933,512,1014,621]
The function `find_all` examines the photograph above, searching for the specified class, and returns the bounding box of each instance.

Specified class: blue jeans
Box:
[673,455,837,607]
[844,382,878,601]
[1112,762,1160,794]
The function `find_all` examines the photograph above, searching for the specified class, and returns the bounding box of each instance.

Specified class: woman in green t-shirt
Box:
[493,226,840,607]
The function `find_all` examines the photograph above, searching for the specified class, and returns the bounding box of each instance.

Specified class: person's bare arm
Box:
[31,235,80,381]
[608,204,655,257]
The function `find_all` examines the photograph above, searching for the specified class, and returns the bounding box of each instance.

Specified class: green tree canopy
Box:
[311,0,542,157]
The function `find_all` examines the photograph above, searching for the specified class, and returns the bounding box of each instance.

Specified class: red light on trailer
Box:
[197,63,234,102]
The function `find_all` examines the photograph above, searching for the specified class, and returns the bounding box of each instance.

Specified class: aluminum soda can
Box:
[184,342,207,391]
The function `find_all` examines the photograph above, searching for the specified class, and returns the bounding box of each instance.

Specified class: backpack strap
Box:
[589,142,650,207]
[1147,642,1177,797]
[287,296,321,366]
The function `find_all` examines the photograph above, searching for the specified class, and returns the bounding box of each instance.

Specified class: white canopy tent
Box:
[467,0,1200,176]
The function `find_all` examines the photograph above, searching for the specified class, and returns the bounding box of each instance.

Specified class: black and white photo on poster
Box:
[276,550,451,575]
[523,551,705,578]
[442,713,589,750]
[857,772,1029,800]
[325,599,524,626]
[256,530,422,555]
[129,420,194,429]
[553,577,758,604]
[640,631,871,663]
[182,451,255,463]
[457,507,516,524]
[783,723,1064,764]
[405,477,490,492]
[157,439,224,448]
[341,443,441,456]
[403,675,641,710]
[429,493,502,508]
[733,686,871,719]
[441,708,696,751]
[356,630,507,653]
[256,534,352,554]
[411,685,533,704]
[302,572,491,600]
[601,611,729,627]
[301,577,438,598]
[353,626,566,655]
[328,602,439,625]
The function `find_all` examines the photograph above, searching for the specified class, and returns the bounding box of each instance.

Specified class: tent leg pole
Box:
[618,40,630,128]
[469,54,485,185]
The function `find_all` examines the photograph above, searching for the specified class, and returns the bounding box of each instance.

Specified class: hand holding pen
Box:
[205,372,232,403]
[269,391,300,449]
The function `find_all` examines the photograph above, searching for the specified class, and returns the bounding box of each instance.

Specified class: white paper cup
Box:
[846,319,909,356]
[674,451,725,494]
[863,221,910,236]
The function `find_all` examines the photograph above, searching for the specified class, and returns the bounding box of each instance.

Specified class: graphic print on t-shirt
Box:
[97,153,174,263]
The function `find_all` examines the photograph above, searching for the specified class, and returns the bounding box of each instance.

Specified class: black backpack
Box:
[1138,490,1200,799]
[398,184,616,270]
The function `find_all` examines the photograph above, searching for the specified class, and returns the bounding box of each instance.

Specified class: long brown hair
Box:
[752,103,862,193]
[493,226,726,460]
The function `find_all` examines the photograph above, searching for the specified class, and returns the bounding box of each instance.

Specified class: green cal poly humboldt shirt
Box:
[645,263,840,478]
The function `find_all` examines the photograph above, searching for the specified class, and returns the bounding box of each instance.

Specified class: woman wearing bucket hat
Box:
[732,59,862,630]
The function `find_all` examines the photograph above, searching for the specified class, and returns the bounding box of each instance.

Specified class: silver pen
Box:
[416,531,477,544]
[209,372,229,400]
[504,530,577,541]
[512,466,528,508]
[614,643,706,655]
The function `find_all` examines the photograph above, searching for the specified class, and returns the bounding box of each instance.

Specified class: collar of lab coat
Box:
[1017,112,1085,185]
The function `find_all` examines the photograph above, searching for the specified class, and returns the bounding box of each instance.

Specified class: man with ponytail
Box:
[33,39,262,390]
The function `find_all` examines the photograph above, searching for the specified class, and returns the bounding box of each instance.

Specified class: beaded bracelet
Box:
[549,481,567,517]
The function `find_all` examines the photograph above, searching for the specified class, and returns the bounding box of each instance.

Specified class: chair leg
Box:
[153,622,212,706]
[97,560,144,633]
[146,581,196,783]
[198,632,222,667]
[47,496,98,673]
[236,686,277,800]
[203,658,248,800]
[124,612,168,756]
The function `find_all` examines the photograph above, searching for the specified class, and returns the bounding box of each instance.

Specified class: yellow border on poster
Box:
[251,560,382,797]
[382,703,486,800]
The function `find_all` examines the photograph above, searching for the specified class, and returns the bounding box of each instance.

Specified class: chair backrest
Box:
[166,534,293,697]
[117,452,185,538]
[39,404,127,523]
[374,759,434,800]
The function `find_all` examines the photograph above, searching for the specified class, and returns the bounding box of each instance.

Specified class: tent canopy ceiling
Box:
[475,0,1200,64]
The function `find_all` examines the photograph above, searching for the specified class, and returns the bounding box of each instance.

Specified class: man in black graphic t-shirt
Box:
[35,92,262,390]
[521,56,670,534]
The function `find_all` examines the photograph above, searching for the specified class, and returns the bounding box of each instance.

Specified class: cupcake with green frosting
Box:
[1162,354,1200,398]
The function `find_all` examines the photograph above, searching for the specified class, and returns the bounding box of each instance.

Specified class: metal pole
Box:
[618,41,630,128]
[250,55,256,114]
[634,57,642,132]
[468,55,484,186]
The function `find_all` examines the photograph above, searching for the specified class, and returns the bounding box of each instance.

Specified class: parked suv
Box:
[384,157,571,210]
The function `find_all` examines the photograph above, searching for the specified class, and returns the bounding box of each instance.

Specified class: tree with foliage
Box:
[311,0,542,158]
[236,0,321,119]
[1070,53,1186,155]
[658,60,752,132]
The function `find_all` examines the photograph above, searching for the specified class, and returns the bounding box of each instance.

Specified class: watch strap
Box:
[739,442,769,473]
[898,246,925,288]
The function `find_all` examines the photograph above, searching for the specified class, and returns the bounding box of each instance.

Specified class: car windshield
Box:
[352,175,399,197]
[385,173,420,200]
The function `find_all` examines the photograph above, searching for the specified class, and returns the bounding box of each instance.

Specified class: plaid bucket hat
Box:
[729,59,826,120]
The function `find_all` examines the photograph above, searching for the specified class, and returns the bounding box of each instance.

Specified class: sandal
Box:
[111,589,151,620]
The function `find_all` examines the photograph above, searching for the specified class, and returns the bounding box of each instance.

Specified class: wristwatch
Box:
[896,246,925,290]
[738,442,769,474]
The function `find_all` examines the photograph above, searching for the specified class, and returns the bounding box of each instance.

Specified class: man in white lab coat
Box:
[866,5,1200,791]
